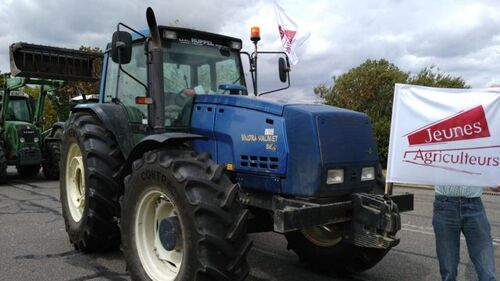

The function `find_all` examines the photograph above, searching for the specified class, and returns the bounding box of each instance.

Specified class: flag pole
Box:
[385,182,394,197]
[383,165,393,200]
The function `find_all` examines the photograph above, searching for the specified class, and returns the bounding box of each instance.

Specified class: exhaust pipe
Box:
[146,7,161,49]
[145,7,165,132]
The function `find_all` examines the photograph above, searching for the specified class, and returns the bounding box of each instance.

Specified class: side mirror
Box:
[278,57,290,83]
[111,31,132,64]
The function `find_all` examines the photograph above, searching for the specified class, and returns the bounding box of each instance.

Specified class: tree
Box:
[408,66,468,88]
[317,59,468,167]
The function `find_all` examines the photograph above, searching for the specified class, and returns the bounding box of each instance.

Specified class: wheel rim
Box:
[65,143,86,222]
[302,224,343,247]
[135,189,183,281]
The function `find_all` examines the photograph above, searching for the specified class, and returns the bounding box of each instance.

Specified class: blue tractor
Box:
[12,8,414,281]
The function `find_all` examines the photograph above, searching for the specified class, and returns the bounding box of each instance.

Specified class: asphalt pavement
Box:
[1,167,499,281]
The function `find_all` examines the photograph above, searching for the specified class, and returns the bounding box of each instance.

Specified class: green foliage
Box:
[408,66,468,88]
[18,86,57,131]
[317,59,469,167]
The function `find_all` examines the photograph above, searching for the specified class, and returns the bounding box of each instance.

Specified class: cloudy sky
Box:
[1,0,500,99]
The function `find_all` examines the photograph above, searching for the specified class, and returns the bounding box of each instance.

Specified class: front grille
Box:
[21,129,36,143]
[16,124,37,143]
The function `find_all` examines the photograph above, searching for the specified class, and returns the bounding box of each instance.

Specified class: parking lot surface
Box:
[1,170,499,281]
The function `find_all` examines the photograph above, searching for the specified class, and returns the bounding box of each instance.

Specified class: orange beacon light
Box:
[250,26,261,42]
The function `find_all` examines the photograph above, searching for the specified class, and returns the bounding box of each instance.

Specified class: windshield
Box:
[162,41,245,126]
[163,41,244,95]
[6,98,31,122]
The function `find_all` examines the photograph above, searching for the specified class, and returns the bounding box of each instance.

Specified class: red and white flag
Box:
[273,2,310,65]
[387,84,500,187]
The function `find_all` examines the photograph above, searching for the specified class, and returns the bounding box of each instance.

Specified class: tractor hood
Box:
[283,104,379,164]
[280,104,380,197]
[191,94,380,197]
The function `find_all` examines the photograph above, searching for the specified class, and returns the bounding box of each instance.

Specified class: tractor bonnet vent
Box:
[240,155,279,170]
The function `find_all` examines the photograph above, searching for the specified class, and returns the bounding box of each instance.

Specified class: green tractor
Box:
[0,75,65,180]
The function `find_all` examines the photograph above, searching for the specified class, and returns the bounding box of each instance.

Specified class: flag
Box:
[273,2,310,65]
[387,84,500,187]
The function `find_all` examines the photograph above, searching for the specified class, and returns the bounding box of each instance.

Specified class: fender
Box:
[51,122,65,133]
[124,132,206,176]
[73,103,135,158]
[73,103,205,177]
[48,122,65,138]
[43,122,66,144]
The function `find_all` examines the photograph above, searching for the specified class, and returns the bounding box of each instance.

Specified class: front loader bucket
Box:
[9,42,101,82]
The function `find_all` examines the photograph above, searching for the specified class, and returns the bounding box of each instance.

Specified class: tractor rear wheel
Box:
[121,150,251,281]
[0,146,7,183]
[17,165,40,177]
[60,112,124,251]
[285,225,389,274]
[42,141,61,180]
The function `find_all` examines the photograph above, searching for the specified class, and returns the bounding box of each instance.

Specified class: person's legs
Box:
[433,196,461,281]
[462,199,496,281]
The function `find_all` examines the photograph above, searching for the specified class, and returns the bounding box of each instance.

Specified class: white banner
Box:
[273,1,310,65]
[387,84,500,187]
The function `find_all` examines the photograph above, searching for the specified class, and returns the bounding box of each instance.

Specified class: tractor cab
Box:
[5,91,32,123]
[103,26,248,129]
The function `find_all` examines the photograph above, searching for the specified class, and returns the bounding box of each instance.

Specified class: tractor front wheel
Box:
[121,150,251,281]
[60,112,124,251]
[285,225,389,274]
[42,141,61,180]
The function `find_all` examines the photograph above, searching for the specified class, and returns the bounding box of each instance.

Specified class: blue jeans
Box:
[433,195,496,281]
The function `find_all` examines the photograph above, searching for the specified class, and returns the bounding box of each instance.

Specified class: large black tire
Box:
[42,141,61,180]
[60,112,124,252]
[122,150,251,281]
[285,229,389,274]
[0,146,7,183]
[17,165,40,177]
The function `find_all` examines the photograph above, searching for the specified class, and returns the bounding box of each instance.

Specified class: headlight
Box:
[20,137,25,143]
[327,169,344,184]
[34,137,39,143]
[361,167,375,181]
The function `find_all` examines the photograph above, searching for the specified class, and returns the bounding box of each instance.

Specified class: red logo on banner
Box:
[407,105,490,145]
